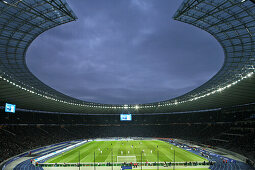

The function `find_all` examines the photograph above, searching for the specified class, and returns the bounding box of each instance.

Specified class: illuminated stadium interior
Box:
[0,0,255,170]
[0,0,255,114]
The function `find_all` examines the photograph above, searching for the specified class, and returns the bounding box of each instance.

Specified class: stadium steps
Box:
[211,138,229,143]
[0,128,16,136]
[62,127,78,137]
[221,133,244,137]
[38,127,50,134]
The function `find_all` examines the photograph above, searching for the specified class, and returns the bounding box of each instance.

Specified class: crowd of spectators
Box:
[0,112,254,168]
[0,126,78,163]
[204,120,255,167]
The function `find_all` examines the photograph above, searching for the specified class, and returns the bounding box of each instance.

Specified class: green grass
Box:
[46,140,207,163]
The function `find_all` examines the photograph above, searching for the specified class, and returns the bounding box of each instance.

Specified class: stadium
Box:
[0,0,255,169]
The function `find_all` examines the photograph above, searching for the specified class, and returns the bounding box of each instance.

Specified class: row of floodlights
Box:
[0,72,254,110]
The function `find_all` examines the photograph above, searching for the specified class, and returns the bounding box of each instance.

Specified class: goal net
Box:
[117,156,136,163]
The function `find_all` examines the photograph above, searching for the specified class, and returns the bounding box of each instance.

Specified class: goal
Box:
[117,156,136,163]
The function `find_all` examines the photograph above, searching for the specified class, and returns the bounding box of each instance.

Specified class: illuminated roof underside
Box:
[0,0,255,114]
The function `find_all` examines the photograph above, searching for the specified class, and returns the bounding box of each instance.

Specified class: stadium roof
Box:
[0,0,255,114]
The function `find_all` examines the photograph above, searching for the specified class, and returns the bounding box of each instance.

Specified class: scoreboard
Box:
[5,103,16,113]
[120,114,132,121]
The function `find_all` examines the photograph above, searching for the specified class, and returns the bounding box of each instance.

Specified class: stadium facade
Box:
[0,0,255,115]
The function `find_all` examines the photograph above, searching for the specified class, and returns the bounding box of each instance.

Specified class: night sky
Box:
[26,0,223,105]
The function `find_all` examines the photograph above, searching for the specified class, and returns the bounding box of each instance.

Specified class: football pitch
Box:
[46,140,207,163]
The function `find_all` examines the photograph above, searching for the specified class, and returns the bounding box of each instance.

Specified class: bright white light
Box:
[1,70,254,109]
[247,72,253,77]
[174,100,178,105]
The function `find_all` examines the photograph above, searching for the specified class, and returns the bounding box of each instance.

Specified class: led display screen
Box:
[5,103,16,113]
[120,114,132,121]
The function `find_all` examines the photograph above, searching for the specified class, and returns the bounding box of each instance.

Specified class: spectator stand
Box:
[1,140,82,170]
[164,139,255,170]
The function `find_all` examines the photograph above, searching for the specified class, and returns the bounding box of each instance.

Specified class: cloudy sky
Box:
[26,0,224,105]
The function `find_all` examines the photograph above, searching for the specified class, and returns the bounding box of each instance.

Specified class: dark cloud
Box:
[26,0,224,104]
